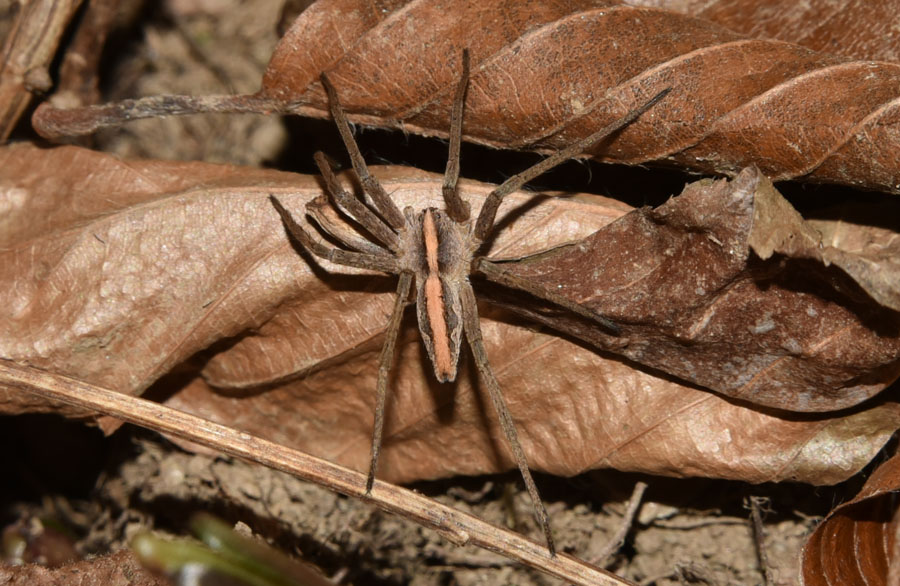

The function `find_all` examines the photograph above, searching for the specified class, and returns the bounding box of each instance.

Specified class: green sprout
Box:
[132,513,331,586]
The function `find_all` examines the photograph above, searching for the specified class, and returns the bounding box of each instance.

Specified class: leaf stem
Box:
[32,93,284,139]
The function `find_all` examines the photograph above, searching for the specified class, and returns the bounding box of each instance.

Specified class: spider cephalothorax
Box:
[271,50,668,555]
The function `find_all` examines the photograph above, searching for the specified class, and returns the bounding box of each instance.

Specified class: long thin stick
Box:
[593,481,648,566]
[0,359,633,586]
[749,496,774,586]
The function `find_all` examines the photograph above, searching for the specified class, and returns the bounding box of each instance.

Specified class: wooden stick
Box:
[593,481,648,566]
[749,496,774,586]
[0,359,634,586]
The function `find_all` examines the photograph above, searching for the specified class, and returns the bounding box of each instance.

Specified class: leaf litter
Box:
[32,0,900,194]
[5,0,900,583]
[1,144,897,489]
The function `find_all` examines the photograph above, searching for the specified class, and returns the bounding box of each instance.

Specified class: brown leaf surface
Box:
[269,0,900,193]
[168,352,900,486]
[801,451,900,585]
[2,144,899,486]
[0,549,166,586]
[32,0,900,193]
[631,0,900,63]
[0,143,315,413]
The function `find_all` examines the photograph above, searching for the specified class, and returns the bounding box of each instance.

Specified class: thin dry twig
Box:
[0,359,634,586]
[0,0,83,140]
[748,496,774,586]
[593,481,648,567]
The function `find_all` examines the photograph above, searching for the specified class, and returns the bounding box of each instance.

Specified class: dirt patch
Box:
[2,415,852,584]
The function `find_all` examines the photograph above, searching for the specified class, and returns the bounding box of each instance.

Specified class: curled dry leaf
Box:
[32,0,900,193]
[493,166,900,412]
[1,143,898,486]
[801,451,900,585]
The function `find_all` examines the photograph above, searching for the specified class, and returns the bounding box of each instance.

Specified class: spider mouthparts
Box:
[436,372,456,384]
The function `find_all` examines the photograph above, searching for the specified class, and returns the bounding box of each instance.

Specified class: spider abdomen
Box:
[411,208,471,383]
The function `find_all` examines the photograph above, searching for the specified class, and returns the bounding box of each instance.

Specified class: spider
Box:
[270,50,668,555]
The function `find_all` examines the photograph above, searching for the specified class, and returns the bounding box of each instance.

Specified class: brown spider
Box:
[270,51,668,555]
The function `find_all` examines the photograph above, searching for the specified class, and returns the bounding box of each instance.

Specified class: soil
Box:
[2,412,858,585]
[1,1,883,584]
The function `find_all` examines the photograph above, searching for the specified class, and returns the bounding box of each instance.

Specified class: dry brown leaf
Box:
[167,350,900,486]
[492,167,900,412]
[0,143,314,413]
[32,0,900,194]
[2,143,898,486]
[801,451,900,585]
[631,0,900,63]
[809,213,900,315]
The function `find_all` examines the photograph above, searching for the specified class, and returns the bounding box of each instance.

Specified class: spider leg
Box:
[441,49,471,223]
[367,270,414,493]
[320,74,406,231]
[270,195,399,274]
[473,87,671,241]
[314,151,400,252]
[476,258,620,334]
[307,195,389,255]
[458,281,556,556]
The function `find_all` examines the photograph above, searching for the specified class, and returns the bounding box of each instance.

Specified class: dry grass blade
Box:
[0,359,634,586]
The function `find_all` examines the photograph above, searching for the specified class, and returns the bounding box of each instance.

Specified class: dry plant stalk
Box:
[0,0,83,140]
[0,359,633,586]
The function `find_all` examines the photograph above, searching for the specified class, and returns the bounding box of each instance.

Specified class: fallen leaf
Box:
[0,143,321,413]
[630,0,900,63]
[1,143,898,486]
[808,208,900,318]
[801,451,900,585]
[32,0,900,193]
[492,167,900,412]
[167,345,900,486]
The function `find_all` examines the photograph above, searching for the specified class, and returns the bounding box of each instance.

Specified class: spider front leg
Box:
[313,151,400,253]
[473,87,671,241]
[320,74,406,231]
[270,194,412,497]
[270,195,399,274]
[458,281,556,556]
